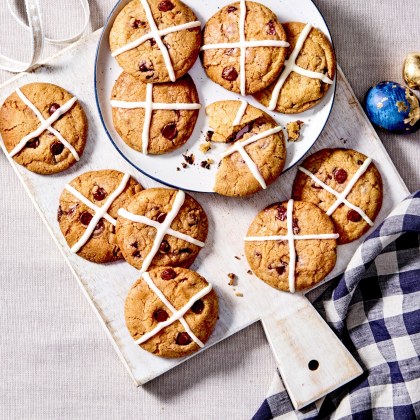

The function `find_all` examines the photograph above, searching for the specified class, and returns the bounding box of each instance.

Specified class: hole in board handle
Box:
[308,360,319,371]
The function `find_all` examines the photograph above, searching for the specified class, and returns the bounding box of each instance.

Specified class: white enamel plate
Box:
[95,0,336,192]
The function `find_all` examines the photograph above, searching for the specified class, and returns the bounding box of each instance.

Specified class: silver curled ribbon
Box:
[0,0,90,72]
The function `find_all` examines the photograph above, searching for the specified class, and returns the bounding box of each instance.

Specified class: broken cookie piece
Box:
[287,120,304,142]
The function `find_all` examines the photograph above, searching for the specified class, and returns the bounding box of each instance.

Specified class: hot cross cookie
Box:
[254,22,336,113]
[109,0,201,83]
[201,0,289,96]
[292,148,383,244]
[111,72,200,155]
[58,170,143,263]
[245,200,339,292]
[125,267,218,358]
[0,83,87,174]
[116,188,208,270]
[206,100,286,196]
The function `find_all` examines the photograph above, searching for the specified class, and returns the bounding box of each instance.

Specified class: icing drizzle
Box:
[232,100,248,126]
[245,199,339,293]
[220,126,283,189]
[268,23,334,111]
[136,272,212,347]
[65,173,131,253]
[111,0,201,82]
[111,83,201,155]
[298,157,374,226]
[200,0,289,96]
[117,190,205,273]
[9,88,79,160]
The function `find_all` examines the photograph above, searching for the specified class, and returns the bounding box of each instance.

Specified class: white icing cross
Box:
[245,199,339,293]
[232,99,248,126]
[298,158,375,226]
[9,88,80,160]
[65,173,131,253]
[220,125,283,189]
[268,23,334,111]
[117,190,205,273]
[135,271,212,347]
[200,0,289,96]
[111,0,201,82]
[111,83,201,155]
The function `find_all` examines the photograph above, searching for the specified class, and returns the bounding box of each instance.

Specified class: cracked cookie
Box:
[58,170,143,263]
[125,267,218,358]
[111,72,200,155]
[245,199,338,292]
[201,1,288,95]
[0,83,87,174]
[206,100,286,197]
[254,22,336,113]
[116,188,208,270]
[109,0,201,83]
[292,148,383,244]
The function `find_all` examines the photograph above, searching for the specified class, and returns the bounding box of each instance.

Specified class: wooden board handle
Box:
[261,296,363,410]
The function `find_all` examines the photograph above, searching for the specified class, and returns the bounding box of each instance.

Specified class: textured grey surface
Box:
[0,1,419,418]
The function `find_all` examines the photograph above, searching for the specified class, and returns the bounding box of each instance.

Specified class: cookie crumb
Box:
[183,152,195,165]
[287,120,304,142]
[200,159,213,170]
[235,292,244,297]
[228,272,236,286]
[199,142,212,153]
[247,269,252,275]
[176,167,180,171]
[234,256,240,260]
[205,130,214,142]
[181,162,188,169]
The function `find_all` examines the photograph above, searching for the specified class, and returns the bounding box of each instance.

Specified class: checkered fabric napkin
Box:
[254,191,420,419]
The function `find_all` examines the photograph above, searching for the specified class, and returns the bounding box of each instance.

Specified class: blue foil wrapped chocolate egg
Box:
[364,81,420,134]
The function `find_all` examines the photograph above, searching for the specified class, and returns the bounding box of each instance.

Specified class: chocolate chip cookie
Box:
[0,83,87,174]
[125,267,218,358]
[201,1,288,95]
[109,0,201,82]
[245,200,338,292]
[206,100,286,196]
[58,170,143,263]
[111,72,200,155]
[116,188,208,270]
[292,148,383,244]
[254,22,336,113]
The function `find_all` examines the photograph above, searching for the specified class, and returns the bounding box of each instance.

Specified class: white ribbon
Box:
[0,0,90,72]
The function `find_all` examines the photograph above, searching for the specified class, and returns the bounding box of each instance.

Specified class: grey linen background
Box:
[0,1,419,418]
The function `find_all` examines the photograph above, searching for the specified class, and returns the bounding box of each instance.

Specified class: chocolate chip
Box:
[266,20,276,35]
[222,66,238,81]
[26,138,39,149]
[159,240,170,253]
[49,103,60,115]
[333,168,348,184]
[132,250,141,258]
[347,210,362,222]
[357,160,363,165]
[79,211,93,226]
[233,123,252,142]
[183,153,195,165]
[158,0,174,11]
[139,61,153,72]
[57,206,64,222]
[176,332,192,345]
[191,299,204,314]
[276,206,287,221]
[130,19,144,29]
[227,5,237,12]
[292,218,300,234]
[93,219,105,237]
[93,186,107,201]
[156,212,167,223]
[130,241,138,248]
[255,251,261,257]
[205,131,214,142]
[162,123,178,140]
[50,141,64,156]
[150,38,156,46]
[179,248,192,254]
[154,309,169,322]
[161,268,177,280]
[275,266,286,275]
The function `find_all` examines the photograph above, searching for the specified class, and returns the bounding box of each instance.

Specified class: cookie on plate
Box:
[292,148,383,244]
[125,267,218,358]
[116,188,208,270]
[0,83,87,175]
[254,22,336,113]
[245,199,339,292]
[206,100,286,197]
[111,72,200,155]
[201,1,288,96]
[109,0,201,83]
[58,170,143,263]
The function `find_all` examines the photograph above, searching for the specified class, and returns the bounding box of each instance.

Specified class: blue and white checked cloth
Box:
[254,191,420,419]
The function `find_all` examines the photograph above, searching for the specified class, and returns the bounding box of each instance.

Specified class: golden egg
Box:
[403,52,420,90]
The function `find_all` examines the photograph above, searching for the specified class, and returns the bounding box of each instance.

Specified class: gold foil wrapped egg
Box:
[403,52,420,90]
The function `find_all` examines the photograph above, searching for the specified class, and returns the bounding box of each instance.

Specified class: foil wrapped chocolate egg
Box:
[364,81,420,134]
[403,52,420,90]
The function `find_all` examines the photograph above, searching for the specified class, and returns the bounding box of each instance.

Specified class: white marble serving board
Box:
[0,29,408,386]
